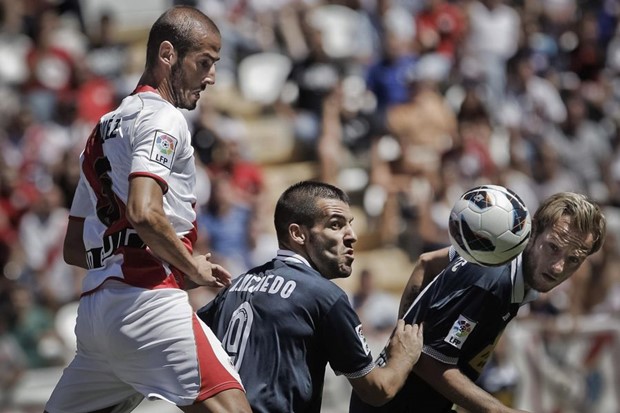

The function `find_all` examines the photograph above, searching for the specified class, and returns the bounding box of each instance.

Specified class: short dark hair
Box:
[274,181,350,241]
[145,6,219,69]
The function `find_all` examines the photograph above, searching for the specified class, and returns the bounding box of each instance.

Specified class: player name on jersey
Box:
[229,272,297,298]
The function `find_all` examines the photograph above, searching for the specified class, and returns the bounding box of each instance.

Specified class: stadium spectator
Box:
[197,173,259,278]
[8,284,64,369]
[22,7,79,123]
[463,0,521,113]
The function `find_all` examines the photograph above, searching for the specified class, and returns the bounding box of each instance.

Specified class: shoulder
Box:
[138,93,185,122]
[446,257,514,298]
[133,93,189,138]
[273,260,350,303]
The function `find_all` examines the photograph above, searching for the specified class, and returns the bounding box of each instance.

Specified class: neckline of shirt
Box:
[132,84,159,95]
[511,254,539,305]
[277,249,311,268]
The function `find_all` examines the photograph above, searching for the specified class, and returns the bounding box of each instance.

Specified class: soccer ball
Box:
[448,185,532,266]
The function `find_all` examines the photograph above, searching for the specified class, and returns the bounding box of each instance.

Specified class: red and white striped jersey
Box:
[70,87,198,293]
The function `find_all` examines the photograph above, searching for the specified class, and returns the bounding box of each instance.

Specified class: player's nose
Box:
[203,65,216,86]
[550,258,565,274]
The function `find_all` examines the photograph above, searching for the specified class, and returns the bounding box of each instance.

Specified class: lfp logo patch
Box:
[444,314,477,349]
[150,131,177,169]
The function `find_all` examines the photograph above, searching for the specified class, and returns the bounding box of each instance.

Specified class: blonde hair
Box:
[532,192,606,255]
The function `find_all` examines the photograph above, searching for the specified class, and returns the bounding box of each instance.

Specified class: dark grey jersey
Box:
[199,251,375,413]
[350,250,532,413]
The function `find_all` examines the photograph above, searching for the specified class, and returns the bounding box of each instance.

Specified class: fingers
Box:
[394,320,424,341]
[191,255,233,288]
[212,264,232,287]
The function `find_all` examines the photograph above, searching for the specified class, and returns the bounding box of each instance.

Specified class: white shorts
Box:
[45,280,244,413]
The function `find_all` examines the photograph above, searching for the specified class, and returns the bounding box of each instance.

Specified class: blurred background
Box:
[1,0,620,412]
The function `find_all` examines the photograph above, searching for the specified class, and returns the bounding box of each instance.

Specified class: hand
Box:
[187,253,233,288]
[387,320,424,367]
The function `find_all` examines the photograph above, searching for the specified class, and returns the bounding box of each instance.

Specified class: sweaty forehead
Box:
[316,198,352,220]
[546,216,594,255]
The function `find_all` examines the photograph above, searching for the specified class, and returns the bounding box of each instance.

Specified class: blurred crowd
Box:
[1,0,620,410]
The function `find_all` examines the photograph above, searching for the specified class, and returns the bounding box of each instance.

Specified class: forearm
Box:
[64,249,88,269]
[398,267,423,318]
[415,355,526,413]
[440,369,511,413]
[126,176,200,280]
[63,219,88,269]
[349,359,412,406]
[350,321,423,406]
[130,207,199,278]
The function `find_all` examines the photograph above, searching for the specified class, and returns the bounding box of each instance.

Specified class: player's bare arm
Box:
[127,176,232,288]
[398,247,451,318]
[348,321,423,406]
[63,218,88,269]
[414,353,530,413]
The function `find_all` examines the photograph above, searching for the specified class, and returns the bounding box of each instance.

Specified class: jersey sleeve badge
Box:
[444,314,477,349]
[150,131,177,169]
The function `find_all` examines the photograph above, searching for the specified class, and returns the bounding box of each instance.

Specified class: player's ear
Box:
[159,41,177,67]
[289,223,306,245]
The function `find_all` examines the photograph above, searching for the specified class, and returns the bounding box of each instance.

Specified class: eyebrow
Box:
[198,53,220,62]
[328,213,354,223]
[548,233,590,256]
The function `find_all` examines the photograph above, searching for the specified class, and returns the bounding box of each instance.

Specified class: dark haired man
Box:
[199,180,424,412]
[45,6,251,413]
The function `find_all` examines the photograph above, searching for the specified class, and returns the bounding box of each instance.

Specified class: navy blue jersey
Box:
[350,251,536,413]
[198,251,375,413]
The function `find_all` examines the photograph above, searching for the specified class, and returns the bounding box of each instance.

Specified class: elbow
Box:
[63,246,83,268]
[63,238,81,267]
[126,203,155,230]
[417,251,435,270]
[354,384,398,407]
[356,391,393,407]
[63,249,74,266]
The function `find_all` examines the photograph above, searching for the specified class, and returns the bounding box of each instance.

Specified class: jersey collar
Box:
[511,254,539,305]
[131,85,159,95]
[277,249,311,268]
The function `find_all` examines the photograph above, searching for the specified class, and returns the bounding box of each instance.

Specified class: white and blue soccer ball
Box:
[448,185,531,266]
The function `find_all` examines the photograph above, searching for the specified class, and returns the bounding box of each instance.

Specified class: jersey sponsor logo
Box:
[150,131,177,169]
[451,257,467,272]
[445,314,477,349]
[355,324,371,356]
